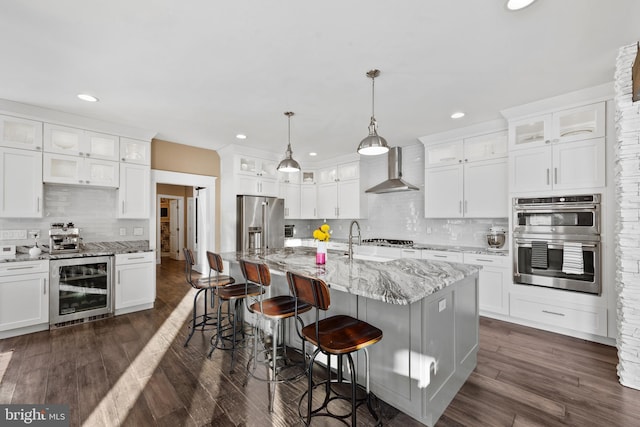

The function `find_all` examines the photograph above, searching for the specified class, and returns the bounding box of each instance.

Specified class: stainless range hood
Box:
[365,146,419,194]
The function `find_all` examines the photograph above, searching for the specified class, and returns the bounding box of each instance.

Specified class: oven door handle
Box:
[514,205,598,213]
[515,239,598,249]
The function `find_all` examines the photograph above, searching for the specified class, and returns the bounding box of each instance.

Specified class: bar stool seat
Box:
[183,248,235,347]
[301,314,382,354]
[288,271,383,426]
[207,260,265,372]
[249,295,311,319]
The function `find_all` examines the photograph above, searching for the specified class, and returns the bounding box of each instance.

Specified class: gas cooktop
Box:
[361,238,414,248]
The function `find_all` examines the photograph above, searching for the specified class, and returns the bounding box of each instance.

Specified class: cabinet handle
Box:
[43,278,46,295]
[36,196,40,213]
[433,254,447,258]
[440,156,456,161]
[122,200,125,214]
[464,200,467,213]
[542,310,565,317]
[314,208,316,216]
[554,168,558,184]
[475,258,494,263]
[546,169,550,185]
[7,266,34,271]
[127,256,145,260]
[459,201,462,214]
[118,271,121,284]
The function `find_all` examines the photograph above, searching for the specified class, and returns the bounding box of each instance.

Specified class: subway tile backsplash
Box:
[289,143,508,248]
[0,184,148,246]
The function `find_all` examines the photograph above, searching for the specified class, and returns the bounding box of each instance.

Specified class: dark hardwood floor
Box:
[1,258,638,426]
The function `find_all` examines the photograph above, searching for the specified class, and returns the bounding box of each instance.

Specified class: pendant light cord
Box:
[371,76,376,120]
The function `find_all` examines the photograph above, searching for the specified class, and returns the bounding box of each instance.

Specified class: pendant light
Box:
[277,111,301,172]
[357,69,390,156]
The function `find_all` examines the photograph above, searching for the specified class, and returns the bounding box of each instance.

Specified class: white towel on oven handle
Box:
[562,242,584,275]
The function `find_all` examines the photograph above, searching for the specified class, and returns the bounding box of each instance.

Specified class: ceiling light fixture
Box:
[77,93,99,102]
[357,69,390,156]
[277,111,301,172]
[235,134,247,140]
[451,112,465,119]
[506,0,536,11]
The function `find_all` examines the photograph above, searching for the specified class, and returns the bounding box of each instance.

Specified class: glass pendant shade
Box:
[358,69,389,156]
[277,111,301,172]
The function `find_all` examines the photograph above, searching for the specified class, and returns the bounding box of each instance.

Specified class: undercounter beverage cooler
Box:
[49,256,113,326]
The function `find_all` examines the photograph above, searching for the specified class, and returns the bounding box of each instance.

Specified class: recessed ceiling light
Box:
[309,152,317,156]
[77,93,99,102]
[451,112,465,119]
[506,0,536,11]
[235,134,247,140]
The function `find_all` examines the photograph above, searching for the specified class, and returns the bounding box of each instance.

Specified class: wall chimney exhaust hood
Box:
[365,146,419,194]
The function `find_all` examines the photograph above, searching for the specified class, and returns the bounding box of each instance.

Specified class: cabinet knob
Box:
[86,153,90,157]
[86,180,90,184]
[78,180,84,183]
[79,152,84,156]
[545,140,551,144]
[464,159,468,162]
[35,146,41,150]
[458,159,462,163]
[121,158,126,161]
[552,138,559,143]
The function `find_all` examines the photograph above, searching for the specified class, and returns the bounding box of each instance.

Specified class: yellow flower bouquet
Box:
[313,224,331,241]
[313,224,330,264]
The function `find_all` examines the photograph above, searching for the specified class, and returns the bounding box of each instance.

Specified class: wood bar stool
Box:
[207,257,264,372]
[287,271,383,426]
[243,259,312,412]
[183,248,235,347]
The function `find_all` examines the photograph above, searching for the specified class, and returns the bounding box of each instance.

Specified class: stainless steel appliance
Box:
[237,195,285,252]
[49,256,113,325]
[487,227,506,251]
[512,194,601,295]
[48,222,80,254]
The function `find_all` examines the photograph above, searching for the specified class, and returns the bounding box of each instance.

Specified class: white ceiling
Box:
[0,1,638,162]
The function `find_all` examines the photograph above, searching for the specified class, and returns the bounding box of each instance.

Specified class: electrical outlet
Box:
[133,227,143,236]
[438,299,446,312]
[119,228,127,236]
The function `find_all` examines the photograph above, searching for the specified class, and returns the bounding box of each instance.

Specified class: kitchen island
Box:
[221,247,480,426]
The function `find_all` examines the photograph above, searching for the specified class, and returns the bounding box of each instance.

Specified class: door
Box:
[509,147,552,193]
[265,197,284,249]
[169,199,183,260]
[0,147,43,218]
[464,158,508,218]
[553,138,605,190]
[187,197,195,254]
[425,165,463,218]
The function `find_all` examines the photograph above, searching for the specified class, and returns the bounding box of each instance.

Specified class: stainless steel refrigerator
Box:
[236,195,285,252]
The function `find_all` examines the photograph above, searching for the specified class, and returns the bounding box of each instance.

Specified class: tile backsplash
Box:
[0,184,148,246]
[288,143,508,248]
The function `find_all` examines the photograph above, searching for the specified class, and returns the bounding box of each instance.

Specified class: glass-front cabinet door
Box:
[120,137,151,165]
[44,124,83,154]
[553,102,605,144]
[425,140,463,167]
[86,131,119,161]
[0,115,43,151]
[509,115,552,150]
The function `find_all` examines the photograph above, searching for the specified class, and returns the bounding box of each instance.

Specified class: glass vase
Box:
[316,241,327,265]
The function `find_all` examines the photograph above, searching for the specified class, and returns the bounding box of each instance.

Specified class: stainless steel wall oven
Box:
[49,256,113,325]
[512,194,601,295]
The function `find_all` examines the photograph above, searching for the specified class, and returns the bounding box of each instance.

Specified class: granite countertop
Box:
[221,247,480,306]
[0,240,152,263]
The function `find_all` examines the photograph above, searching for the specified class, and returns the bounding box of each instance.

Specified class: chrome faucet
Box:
[348,220,361,260]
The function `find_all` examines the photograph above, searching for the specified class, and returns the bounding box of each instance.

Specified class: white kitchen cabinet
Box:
[280,182,300,218]
[118,162,150,218]
[509,292,607,336]
[509,101,605,151]
[0,115,43,151]
[316,161,366,219]
[510,137,605,193]
[0,147,43,218]
[463,253,509,316]
[0,260,49,339]
[301,170,316,184]
[424,129,508,219]
[300,185,317,219]
[236,155,278,196]
[119,137,151,165]
[425,157,507,218]
[44,123,119,161]
[43,152,119,187]
[422,250,463,263]
[115,252,155,314]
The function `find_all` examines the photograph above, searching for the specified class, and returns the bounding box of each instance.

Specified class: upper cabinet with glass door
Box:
[237,155,278,179]
[0,115,43,151]
[425,139,463,167]
[120,137,151,165]
[509,102,605,150]
[44,123,119,161]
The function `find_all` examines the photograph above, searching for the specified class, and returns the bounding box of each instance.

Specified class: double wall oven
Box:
[512,194,601,295]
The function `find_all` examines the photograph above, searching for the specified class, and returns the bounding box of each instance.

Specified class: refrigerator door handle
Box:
[262,201,268,249]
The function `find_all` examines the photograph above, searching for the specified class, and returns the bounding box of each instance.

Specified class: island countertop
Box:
[220,247,480,305]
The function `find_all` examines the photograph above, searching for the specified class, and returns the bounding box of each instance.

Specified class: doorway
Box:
[150,170,217,273]
[158,194,185,260]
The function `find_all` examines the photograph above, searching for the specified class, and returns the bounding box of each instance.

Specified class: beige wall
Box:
[152,139,221,249]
